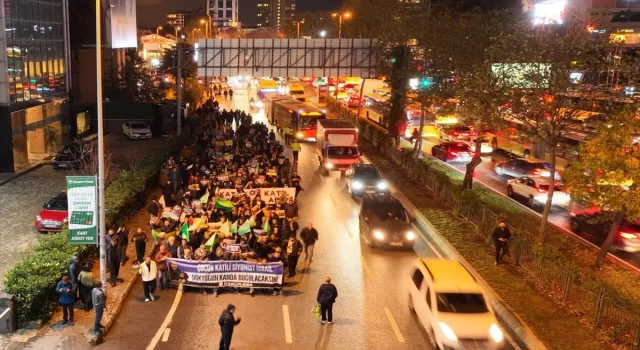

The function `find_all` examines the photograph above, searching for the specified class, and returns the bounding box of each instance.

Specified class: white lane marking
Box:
[161,328,171,342]
[343,222,354,239]
[360,255,373,278]
[283,305,293,344]
[383,307,405,343]
[145,284,184,350]
[328,193,338,207]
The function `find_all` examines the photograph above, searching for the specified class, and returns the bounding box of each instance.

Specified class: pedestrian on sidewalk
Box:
[155,245,172,290]
[78,264,95,310]
[228,88,233,100]
[491,220,511,265]
[117,225,129,266]
[285,235,303,278]
[317,277,338,324]
[108,238,122,286]
[139,256,158,302]
[92,281,106,334]
[131,228,148,265]
[218,304,241,350]
[56,274,75,325]
[300,223,319,262]
[223,89,228,100]
[69,256,79,300]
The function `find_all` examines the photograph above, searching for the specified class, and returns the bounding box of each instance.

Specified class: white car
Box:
[464,137,494,154]
[409,259,505,350]
[122,122,152,139]
[506,176,570,208]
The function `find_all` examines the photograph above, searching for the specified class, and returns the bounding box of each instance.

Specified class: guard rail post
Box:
[0,292,16,334]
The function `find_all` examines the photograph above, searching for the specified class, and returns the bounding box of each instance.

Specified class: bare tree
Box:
[72,144,119,186]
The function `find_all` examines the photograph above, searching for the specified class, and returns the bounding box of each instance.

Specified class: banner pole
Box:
[95,0,107,293]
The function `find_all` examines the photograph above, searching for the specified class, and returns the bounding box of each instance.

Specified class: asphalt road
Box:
[103,88,518,350]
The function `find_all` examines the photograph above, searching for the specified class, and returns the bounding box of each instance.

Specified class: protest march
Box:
[142,100,305,297]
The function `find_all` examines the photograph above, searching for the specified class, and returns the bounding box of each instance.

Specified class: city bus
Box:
[258,79,279,94]
[270,98,327,140]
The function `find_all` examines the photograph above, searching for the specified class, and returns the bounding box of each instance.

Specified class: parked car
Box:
[122,121,152,139]
[506,176,571,208]
[431,142,474,163]
[495,159,561,179]
[409,259,505,350]
[34,192,68,232]
[346,163,388,197]
[570,209,640,253]
[438,123,478,141]
[359,193,416,249]
[51,142,92,169]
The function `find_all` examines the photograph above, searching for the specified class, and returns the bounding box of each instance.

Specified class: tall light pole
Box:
[175,26,180,40]
[332,12,351,39]
[200,19,209,39]
[293,20,305,39]
[157,26,162,36]
[95,0,107,293]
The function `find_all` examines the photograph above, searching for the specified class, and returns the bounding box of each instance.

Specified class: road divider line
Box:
[343,223,353,239]
[421,235,443,259]
[161,328,171,342]
[146,284,184,350]
[383,307,405,343]
[360,255,373,278]
[283,305,293,343]
[328,193,338,207]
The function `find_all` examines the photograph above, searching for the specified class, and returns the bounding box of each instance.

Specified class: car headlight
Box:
[489,323,504,343]
[376,181,388,190]
[439,322,457,341]
[296,132,304,138]
[256,101,264,108]
[325,163,334,169]
[406,231,415,240]
[36,215,41,221]
[374,230,384,240]
[352,181,363,190]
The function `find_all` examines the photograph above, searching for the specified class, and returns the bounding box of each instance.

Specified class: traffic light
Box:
[420,77,432,88]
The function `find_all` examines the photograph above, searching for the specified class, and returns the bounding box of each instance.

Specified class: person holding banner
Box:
[154,245,172,291]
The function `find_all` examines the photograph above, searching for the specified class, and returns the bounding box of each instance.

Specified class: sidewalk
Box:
[0,187,162,349]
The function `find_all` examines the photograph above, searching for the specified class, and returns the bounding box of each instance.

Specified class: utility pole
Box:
[95,0,107,292]
[177,46,183,136]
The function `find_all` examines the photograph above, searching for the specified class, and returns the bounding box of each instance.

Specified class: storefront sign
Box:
[166,259,284,288]
[66,176,98,244]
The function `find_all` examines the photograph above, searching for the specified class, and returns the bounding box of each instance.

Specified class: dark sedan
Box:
[570,209,640,254]
[431,142,474,163]
[359,193,416,249]
[345,163,388,197]
[51,142,92,169]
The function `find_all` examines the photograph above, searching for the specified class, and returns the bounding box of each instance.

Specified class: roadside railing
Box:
[325,97,640,350]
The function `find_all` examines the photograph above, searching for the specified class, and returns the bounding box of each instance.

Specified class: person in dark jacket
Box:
[117,225,129,265]
[285,235,303,277]
[108,238,122,286]
[283,199,298,219]
[131,228,148,265]
[56,274,75,324]
[92,281,106,334]
[146,196,161,219]
[300,223,318,262]
[69,256,79,300]
[491,221,511,265]
[317,277,338,324]
[218,304,241,350]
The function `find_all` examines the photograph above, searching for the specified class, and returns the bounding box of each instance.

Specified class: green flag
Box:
[248,216,256,228]
[219,221,231,234]
[214,198,234,210]
[263,220,271,234]
[200,192,210,204]
[230,220,238,233]
[205,233,219,250]
[238,220,251,235]
[151,229,162,241]
[180,222,189,242]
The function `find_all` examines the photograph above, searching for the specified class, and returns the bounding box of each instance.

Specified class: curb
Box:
[365,153,547,350]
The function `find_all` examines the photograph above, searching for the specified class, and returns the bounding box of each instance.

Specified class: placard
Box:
[260,188,296,204]
[66,176,98,244]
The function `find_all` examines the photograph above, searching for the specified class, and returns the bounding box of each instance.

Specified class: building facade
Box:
[0,0,71,172]
[589,0,640,46]
[207,0,240,28]
[256,0,295,32]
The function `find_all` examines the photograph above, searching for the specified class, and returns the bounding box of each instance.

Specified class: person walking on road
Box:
[155,244,172,290]
[300,223,318,262]
[92,281,106,334]
[218,304,241,350]
[131,228,148,265]
[491,221,511,265]
[223,89,228,100]
[56,274,75,325]
[228,88,233,100]
[139,256,158,302]
[290,141,301,163]
[317,277,338,324]
[285,235,303,277]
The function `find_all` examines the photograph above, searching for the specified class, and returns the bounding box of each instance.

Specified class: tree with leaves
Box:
[562,105,640,269]
[107,50,166,103]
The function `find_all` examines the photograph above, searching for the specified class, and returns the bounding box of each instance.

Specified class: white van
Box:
[408,259,505,350]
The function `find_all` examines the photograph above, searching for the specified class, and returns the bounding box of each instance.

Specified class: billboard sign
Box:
[110,0,137,48]
[491,63,551,89]
[66,176,98,244]
[533,1,566,26]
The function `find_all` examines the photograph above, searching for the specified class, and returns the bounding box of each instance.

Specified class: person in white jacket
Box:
[139,256,158,302]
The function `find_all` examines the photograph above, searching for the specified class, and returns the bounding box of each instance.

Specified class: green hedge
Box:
[3,135,183,326]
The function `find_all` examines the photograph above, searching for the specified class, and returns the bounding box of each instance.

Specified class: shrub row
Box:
[3,135,183,326]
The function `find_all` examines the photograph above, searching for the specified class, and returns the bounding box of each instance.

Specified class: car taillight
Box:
[533,169,542,175]
[620,232,639,240]
[63,217,68,224]
[449,152,460,156]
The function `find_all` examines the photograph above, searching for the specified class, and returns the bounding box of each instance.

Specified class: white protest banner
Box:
[217,175,229,181]
[216,189,238,199]
[243,188,260,200]
[260,188,296,204]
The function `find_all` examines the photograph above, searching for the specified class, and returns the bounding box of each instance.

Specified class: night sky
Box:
[136,0,342,28]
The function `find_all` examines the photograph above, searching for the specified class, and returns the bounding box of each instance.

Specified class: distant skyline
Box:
[136,0,342,28]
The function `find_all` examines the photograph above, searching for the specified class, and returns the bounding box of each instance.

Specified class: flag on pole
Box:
[238,220,251,235]
[230,220,238,233]
[200,191,210,204]
[215,198,234,210]
[219,221,231,234]
[263,220,271,234]
[180,222,189,242]
[151,229,162,241]
[205,233,219,250]
[248,215,256,228]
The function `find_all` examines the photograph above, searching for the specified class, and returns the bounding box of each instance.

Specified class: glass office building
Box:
[0,0,70,172]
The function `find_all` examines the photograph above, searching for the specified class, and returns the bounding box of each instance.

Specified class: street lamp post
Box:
[200,19,209,39]
[293,20,305,39]
[157,26,162,36]
[332,12,351,39]
[95,0,107,294]
[175,26,180,40]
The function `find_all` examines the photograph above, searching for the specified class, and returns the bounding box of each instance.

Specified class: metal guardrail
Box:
[326,97,640,350]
